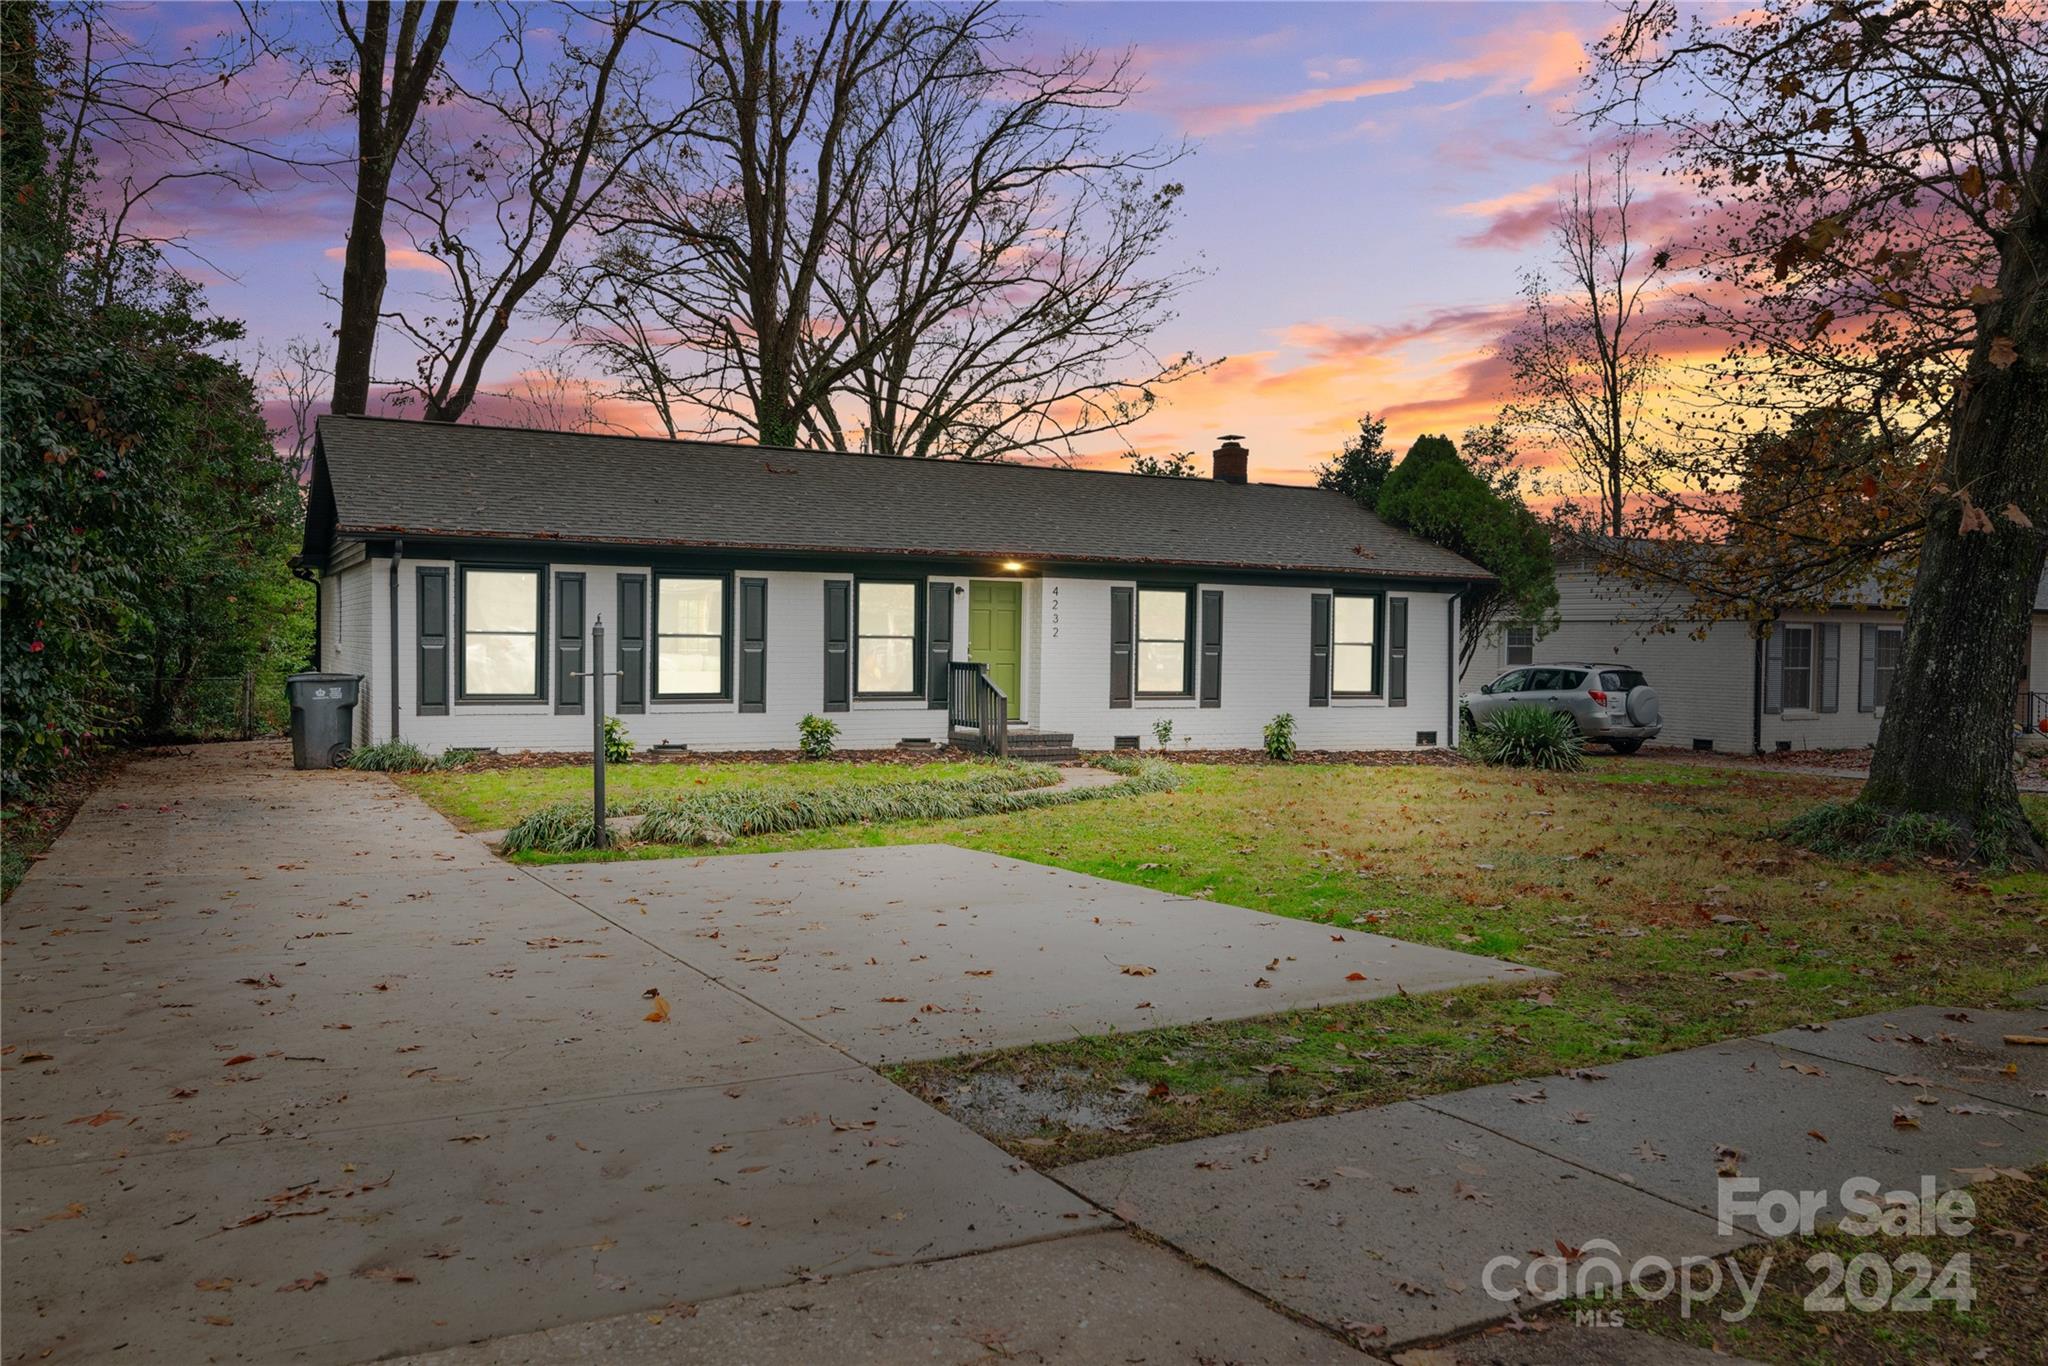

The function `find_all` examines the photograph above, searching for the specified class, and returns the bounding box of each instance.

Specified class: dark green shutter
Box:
[738,577,768,713]
[555,573,585,714]
[1109,586,1134,708]
[927,581,953,708]
[1309,592,1331,707]
[1857,624,1876,712]
[417,568,448,716]
[1388,596,1409,706]
[1198,590,1222,708]
[616,575,646,713]
[1818,622,1839,713]
[823,580,850,713]
[1763,627,1784,714]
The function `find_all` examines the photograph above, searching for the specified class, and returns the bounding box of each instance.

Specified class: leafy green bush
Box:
[1263,713,1297,762]
[1463,704,1584,772]
[602,716,634,764]
[438,747,481,769]
[798,713,839,759]
[1151,718,1175,748]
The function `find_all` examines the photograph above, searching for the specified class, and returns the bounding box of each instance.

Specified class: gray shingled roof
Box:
[309,416,1489,582]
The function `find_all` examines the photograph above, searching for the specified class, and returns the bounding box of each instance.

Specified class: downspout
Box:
[389,539,403,743]
[1448,592,1461,747]
[289,557,320,671]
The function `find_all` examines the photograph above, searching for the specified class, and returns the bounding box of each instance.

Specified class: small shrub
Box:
[1463,704,1584,772]
[1263,712,1297,762]
[1151,718,1175,749]
[797,713,839,760]
[602,716,634,765]
[345,740,436,772]
[437,748,481,770]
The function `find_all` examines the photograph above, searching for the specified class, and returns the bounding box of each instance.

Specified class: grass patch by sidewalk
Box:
[400,755,2048,1166]
[1558,1168,2047,1365]
[400,757,993,832]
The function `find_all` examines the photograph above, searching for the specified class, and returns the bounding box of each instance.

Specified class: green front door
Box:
[967,581,1023,720]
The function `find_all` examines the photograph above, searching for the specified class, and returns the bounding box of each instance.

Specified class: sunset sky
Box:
[130,1,1678,484]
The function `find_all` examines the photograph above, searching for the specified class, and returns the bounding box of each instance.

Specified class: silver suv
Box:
[1464,663,1663,754]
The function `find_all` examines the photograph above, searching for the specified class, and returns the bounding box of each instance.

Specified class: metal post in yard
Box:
[240,671,256,740]
[590,617,607,849]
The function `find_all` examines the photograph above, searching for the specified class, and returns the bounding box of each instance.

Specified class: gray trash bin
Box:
[286,672,363,769]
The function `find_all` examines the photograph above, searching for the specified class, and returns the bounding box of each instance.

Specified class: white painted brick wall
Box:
[320,559,1461,757]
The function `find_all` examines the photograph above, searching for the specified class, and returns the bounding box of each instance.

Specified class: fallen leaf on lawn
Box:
[643,994,671,1024]
[277,1274,327,1293]
[1718,968,1785,983]
[1118,964,1156,977]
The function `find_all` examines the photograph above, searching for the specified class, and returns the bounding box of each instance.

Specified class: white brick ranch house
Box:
[298,418,1492,758]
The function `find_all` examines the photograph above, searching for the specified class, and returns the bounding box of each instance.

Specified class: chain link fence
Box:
[144,674,293,742]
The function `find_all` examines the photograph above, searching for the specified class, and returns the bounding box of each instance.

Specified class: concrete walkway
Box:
[1,744,1362,1364]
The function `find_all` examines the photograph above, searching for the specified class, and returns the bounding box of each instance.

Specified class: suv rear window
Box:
[1601,670,1648,691]
[1526,668,1586,690]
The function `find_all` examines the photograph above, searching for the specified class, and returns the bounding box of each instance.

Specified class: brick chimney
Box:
[1212,435,1249,484]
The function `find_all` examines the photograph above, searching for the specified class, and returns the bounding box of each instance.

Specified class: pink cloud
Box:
[321,244,445,273]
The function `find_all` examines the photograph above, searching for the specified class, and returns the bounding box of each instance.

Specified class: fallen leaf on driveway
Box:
[1344,971,1368,981]
[277,1273,328,1292]
[830,1117,877,1132]
[725,1215,752,1228]
[355,1266,417,1284]
[204,1316,233,1327]
[449,1133,489,1143]
[1884,1074,1936,1087]
[68,1110,125,1127]
[1779,1060,1827,1077]
[222,1055,257,1067]
[643,994,671,1024]
[194,1278,235,1292]
[1891,1108,1920,1130]
[1118,964,1156,977]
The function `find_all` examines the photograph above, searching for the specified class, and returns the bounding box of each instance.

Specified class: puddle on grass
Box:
[933,1067,1142,1138]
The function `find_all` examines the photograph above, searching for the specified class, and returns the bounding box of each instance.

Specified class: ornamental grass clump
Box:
[345,740,437,772]
[500,801,615,854]
[1462,704,1585,772]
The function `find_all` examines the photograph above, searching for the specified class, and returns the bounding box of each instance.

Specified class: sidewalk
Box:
[1062,1003,2048,1351]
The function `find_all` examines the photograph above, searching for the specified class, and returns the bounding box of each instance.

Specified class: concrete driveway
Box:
[2,744,1371,1364]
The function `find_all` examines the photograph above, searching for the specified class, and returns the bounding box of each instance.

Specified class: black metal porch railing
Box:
[2024,691,2048,733]
[946,660,1009,757]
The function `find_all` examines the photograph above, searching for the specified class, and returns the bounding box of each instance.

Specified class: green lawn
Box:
[400,756,2048,1167]
[399,757,992,831]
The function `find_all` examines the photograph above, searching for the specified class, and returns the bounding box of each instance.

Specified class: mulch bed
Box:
[450,745,968,773]
[1096,747,1471,768]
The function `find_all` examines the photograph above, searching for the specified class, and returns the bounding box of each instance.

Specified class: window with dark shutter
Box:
[417,568,448,716]
[1309,592,1331,706]
[738,577,767,713]
[1109,585,1134,708]
[556,573,586,714]
[927,581,954,708]
[1199,590,1222,708]
[616,575,646,713]
[1388,596,1409,706]
[823,580,851,712]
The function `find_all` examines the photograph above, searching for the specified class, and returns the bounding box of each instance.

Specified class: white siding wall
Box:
[1038,577,1457,752]
[1458,565,1901,754]
[320,558,1461,756]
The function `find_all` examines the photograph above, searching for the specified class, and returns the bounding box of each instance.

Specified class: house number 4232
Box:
[1049,585,1059,638]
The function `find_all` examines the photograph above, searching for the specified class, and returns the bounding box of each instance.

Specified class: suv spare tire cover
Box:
[1626,686,1662,728]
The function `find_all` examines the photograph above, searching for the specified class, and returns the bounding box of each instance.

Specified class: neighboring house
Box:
[298,419,1491,757]
[1461,548,2048,753]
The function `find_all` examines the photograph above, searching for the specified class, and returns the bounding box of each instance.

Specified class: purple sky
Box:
[129,1,1652,483]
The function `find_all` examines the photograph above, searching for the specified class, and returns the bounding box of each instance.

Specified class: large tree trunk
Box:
[330,175,391,418]
[1861,141,2048,866]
